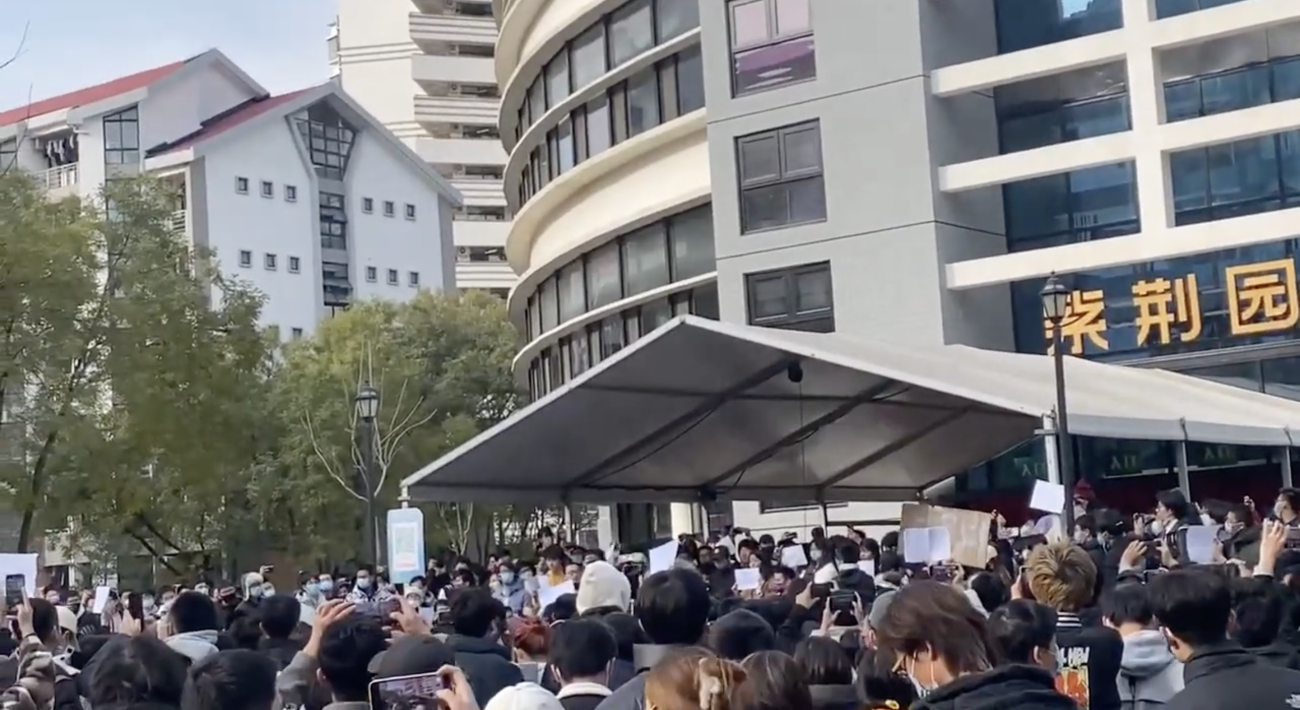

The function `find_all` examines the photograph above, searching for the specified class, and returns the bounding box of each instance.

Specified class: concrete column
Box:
[670,503,700,538]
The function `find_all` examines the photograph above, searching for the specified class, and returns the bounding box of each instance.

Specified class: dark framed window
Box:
[260,180,274,198]
[669,205,715,279]
[609,0,654,66]
[557,119,576,172]
[387,268,399,285]
[238,250,252,268]
[285,185,298,202]
[295,103,355,180]
[676,46,705,114]
[539,276,559,331]
[558,261,586,322]
[746,261,834,332]
[571,24,607,89]
[362,197,374,213]
[103,106,140,165]
[319,192,347,250]
[737,121,826,233]
[626,69,660,137]
[383,201,395,217]
[656,0,701,41]
[288,256,301,273]
[728,0,816,96]
[545,51,571,108]
[366,266,377,282]
[622,223,670,295]
[586,242,622,309]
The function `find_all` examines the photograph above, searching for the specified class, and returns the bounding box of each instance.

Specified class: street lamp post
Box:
[355,384,380,564]
[1041,274,1077,537]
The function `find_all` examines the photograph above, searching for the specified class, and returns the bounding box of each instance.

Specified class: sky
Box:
[0,0,336,109]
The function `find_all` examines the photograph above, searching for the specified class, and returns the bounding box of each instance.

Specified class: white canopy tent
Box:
[401,317,1300,506]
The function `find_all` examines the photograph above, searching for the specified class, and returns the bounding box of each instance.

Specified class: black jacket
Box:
[1055,611,1124,710]
[257,636,301,670]
[1169,642,1300,710]
[914,664,1076,710]
[445,634,523,706]
[809,684,859,710]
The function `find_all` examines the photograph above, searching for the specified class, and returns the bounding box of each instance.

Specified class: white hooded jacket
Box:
[165,629,221,663]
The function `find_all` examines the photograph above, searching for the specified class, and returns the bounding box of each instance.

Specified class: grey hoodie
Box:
[1117,629,1184,710]
[165,629,220,663]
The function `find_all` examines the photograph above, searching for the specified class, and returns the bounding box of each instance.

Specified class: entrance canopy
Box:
[402,317,1300,505]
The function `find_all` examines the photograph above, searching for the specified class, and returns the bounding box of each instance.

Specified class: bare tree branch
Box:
[0,22,30,72]
[303,411,365,501]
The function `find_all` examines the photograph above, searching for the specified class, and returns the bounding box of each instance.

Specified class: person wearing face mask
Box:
[316,574,336,600]
[988,600,1061,672]
[1274,488,1300,528]
[495,563,527,614]
[347,565,380,603]
[296,572,322,609]
[875,581,1075,710]
[1222,502,1263,565]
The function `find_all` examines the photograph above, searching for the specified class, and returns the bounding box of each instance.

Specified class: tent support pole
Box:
[1282,448,1294,488]
[1174,441,1191,500]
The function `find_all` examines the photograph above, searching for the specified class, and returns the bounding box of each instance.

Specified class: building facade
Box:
[332,0,515,295]
[501,0,1300,539]
[0,49,460,341]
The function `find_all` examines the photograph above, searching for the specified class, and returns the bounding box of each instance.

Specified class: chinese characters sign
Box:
[1043,258,1300,356]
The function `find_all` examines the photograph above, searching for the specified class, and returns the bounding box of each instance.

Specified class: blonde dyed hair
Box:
[1024,540,1097,612]
[646,647,746,710]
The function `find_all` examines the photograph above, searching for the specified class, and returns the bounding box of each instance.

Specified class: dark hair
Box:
[635,569,711,646]
[707,609,776,661]
[1200,499,1232,525]
[28,598,57,641]
[88,636,188,707]
[543,593,578,623]
[793,636,853,686]
[550,618,616,681]
[317,616,387,702]
[600,612,648,663]
[1231,576,1286,647]
[450,587,504,638]
[987,600,1057,665]
[856,647,914,708]
[1101,582,1153,627]
[259,595,301,639]
[182,650,278,710]
[1280,488,1300,514]
[734,650,812,710]
[171,591,219,634]
[1148,569,1231,648]
[874,581,995,674]
[228,615,262,651]
[1157,489,1192,522]
[969,572,1010,615]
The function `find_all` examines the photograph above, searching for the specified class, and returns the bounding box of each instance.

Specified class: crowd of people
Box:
[7,486,1300,710]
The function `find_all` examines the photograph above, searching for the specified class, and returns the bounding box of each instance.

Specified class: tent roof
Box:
[402,317,1300,505]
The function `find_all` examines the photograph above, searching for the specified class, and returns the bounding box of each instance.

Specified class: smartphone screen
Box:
[3,575,22,608]
[368,672,445,710]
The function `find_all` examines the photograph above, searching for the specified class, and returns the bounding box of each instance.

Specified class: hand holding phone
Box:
[3,575,24,610]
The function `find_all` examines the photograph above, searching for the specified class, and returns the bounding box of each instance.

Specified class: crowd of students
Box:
[8,487,1300,710]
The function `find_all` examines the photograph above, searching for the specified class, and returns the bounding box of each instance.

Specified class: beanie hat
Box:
[483,683,564,710]
[574,561,631,614]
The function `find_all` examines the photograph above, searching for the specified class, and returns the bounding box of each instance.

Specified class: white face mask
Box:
[262,584,275,597]
[356,577,372,590]
[1149,519,1165,535]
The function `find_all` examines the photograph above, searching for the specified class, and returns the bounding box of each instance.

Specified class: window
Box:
[746,261,834,332]
[539,278,559,331]
[285,185,298,202]
[669,205,715,279]
[295,103,355,180]
[291,328,304,340]
[236,177,250,194]
[366,266,378,282]
[405,204,416,220]
[737,121,826,232]
[627,70,660,137]
[409,271,420,287]
[571,25,607,89]
[676,46,705,114]
[609,0,654,66]
[622,223,670,296]
[586,98,612,157]
[363,197,374,213]
[387,269,399,285]
[288,256,301,273]
[656,0,701,41]
[103,106,140,164]
[557,119,575,172]
[261,180,274,198]
[265,253,278,270]
[320,192,347,250]
[558,261,586,322]
[384,201,395,217]
[728,0,816,96]
[545,52,571,108]
[238,250,253,268]
[586,242,622,309]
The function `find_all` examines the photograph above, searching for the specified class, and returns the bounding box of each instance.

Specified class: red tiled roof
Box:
[154,88,314,154]
[0,58,191,127]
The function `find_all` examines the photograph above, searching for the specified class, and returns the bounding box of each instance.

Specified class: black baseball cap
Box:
[367,635,457,677]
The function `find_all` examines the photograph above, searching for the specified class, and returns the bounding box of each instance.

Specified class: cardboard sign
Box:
[900,503,992,569]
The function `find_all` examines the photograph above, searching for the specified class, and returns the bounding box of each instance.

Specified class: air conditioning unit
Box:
[457,246,470,257]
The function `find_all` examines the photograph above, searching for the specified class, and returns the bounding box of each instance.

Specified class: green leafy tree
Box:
[268,290,519,561]
[0,173,272,565]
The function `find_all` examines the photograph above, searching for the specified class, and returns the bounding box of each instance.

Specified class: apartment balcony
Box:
[37,163,78,198]
[450,176,505,207]
[415,136,507,165]
[415,95,499,126]
[169,209,187,235]
[410,12,496,46]
[455,259,516,290]
[452,217,510,247]
[412,54,495,86]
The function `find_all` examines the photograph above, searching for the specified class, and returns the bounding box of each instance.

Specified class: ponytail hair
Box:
[646,647,745,710]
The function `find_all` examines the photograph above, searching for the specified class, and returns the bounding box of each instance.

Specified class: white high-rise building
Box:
[331,0,515,296]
